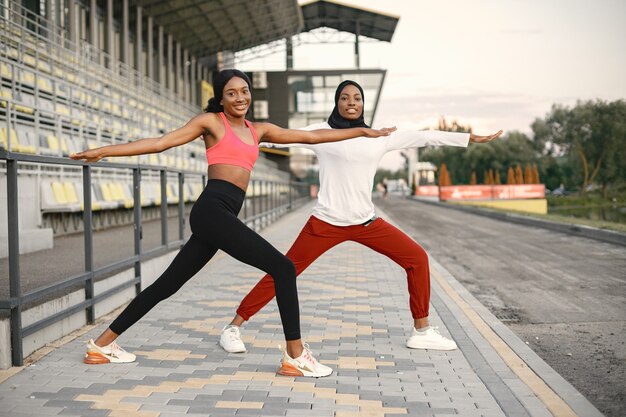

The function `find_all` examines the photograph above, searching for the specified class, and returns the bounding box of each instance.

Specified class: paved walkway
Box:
[0,203,603,417]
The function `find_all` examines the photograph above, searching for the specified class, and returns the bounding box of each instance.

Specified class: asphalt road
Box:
[375,196,626,417]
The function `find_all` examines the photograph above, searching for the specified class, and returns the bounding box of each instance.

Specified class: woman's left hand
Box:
[469,130,503,143]
[70,148,104,162]
[363,126,397,138]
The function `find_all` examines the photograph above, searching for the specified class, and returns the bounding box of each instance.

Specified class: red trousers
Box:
[237,215,430,320]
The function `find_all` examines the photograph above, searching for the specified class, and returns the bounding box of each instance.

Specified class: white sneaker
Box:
[84,339,136,364]
[277,344,333,378]
[406,326,458,350]
[219,325,247,353]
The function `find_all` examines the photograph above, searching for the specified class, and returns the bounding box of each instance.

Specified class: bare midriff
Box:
[207,164,251,192]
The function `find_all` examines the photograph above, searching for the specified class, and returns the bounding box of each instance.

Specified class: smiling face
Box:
[220,76,251,117]
[337,84,363,121]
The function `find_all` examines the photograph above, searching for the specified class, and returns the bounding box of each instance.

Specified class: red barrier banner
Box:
[415,185,439,197]
[492,184,545,199]
[439,185,492,201]
[439,184,545,201]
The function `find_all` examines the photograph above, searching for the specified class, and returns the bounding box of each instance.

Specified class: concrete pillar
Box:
[89,0,97,47]
[105,0,114,61]
[135,6,143,74]
[121,0,129,65]
[45,0,56,42]
[157,26,164,86]
[175,42,181,96]
[183,49,189,101]
[68,0,78,45]
[190,56,197,104]
[80,6,87,42]
[167,34,173,91]
[147,16,154,80]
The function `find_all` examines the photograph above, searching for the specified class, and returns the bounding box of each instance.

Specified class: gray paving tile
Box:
[0,203,597,417]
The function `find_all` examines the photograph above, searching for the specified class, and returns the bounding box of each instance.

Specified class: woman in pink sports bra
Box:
[70,69,395,378]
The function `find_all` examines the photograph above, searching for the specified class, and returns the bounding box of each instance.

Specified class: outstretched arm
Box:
[255,123,396,145]
[385,129,503,151]
[70,113,212,162]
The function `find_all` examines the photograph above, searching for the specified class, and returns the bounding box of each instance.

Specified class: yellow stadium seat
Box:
[44,134,59,153]
[56,103,70,116]
[51,181,68,204]
[114,183,134,208]
[63,182,79,204]
[37,77,53,93]
[0,128,36,153]
[100,183,115,202]
[59,137,70,155]
[37,60,51,73]
[0,89,11,108]
[1,63,12,79]
[19,70,35,86]
[22,54,36,68]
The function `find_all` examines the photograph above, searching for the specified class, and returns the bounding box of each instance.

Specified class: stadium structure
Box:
[0,0,398,367]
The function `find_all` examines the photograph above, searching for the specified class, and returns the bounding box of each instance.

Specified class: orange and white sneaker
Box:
[277,344,333,378]
[84,339,136,364]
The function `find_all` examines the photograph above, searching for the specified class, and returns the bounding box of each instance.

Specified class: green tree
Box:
[537,100,626,195]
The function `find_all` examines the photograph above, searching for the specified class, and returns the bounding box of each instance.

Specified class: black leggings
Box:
[109,179,301,340]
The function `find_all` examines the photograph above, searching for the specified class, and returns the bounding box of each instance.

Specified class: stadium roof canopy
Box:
[300,0,399,42]
[131,0,399,58]
[131,0,304,57]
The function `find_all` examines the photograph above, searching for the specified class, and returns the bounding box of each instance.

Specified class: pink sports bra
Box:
[206,112,259,171]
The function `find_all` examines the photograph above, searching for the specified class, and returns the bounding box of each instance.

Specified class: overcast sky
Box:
[239,0,626,169]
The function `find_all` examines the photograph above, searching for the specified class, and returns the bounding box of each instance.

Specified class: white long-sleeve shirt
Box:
[261,122,470,226]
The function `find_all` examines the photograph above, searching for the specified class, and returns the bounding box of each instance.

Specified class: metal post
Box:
[7,159,23,366]
[121,0,129,65]
[160,170,168,245]
[147,16,154,80]
[286,37,293,69]
[135,6,143,75]
[175,42,181,96]
[157,26,164,86]
[178,172,184,241]
[68,0,78,45]
[183,49,189,101]
[89,0,97,47]
[83,165,95,323]
[190,56,196,104]
[105,0,114,66]
[167,34,173,91]
[133,168,142,294]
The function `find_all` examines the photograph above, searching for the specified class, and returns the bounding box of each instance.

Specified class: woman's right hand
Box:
[70,148,104,163]
[363,126,397,138]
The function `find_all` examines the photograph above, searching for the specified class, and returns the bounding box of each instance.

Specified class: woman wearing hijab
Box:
[70,71,394,378]
[219,80,502,358]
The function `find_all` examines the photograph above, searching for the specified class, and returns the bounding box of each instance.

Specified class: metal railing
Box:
[1,149,310,366]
